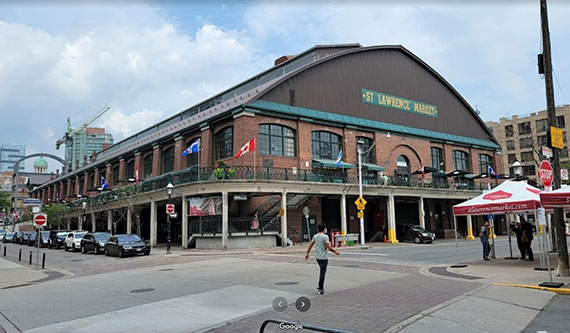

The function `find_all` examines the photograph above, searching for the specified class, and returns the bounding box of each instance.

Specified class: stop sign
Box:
[166,204,175,214]
[34,213,47,227]
[540,161,553,187]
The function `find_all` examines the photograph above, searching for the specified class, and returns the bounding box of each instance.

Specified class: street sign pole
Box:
[357,146,365,246]
[303,206,310,244]
[451,215,467,268]
[489,216,496,259]
[505,214,518,260]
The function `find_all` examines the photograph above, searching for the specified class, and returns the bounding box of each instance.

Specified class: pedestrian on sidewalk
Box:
[512,222,526,260]
[480,221,491,260]
[521,217,534,261]
[305,224,340,294]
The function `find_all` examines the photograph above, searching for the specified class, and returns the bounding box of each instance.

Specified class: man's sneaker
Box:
[318,290,327,295]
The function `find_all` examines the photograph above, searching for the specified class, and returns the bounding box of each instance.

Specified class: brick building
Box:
[32,44,501,249]
[486,104,570,184]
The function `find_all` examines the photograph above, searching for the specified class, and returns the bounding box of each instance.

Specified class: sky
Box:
[1,0,569,172]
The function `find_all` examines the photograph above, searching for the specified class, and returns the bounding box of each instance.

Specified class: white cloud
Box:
[99,109,163,138]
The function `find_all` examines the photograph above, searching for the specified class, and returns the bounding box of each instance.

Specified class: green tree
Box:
[0,191,11,213]
[42,204,69,229]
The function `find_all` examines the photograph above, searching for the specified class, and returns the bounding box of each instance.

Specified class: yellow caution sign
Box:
[354,196,367,210]
[357,211,364,219]
[551,126,564,149]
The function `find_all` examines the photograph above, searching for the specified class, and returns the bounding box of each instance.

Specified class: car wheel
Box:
[64,244,69,251]
[118,248,124,258]
[144,250,150,256]
[94,245,99,255]
[413,236,421,244]
[72,244,76,252]
[81,245,86,254]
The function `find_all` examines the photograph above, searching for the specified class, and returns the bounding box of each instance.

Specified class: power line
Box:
[553,69,569,105]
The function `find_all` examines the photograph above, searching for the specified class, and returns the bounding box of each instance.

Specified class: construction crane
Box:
[55,104,111,149]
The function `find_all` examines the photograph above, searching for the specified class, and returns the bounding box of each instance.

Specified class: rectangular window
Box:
[478,154,494,174]
[518,122,531,135]
[126,160,135,179]
[431,147,444,170]
[357,137,374,164]
[452,150,470,172]
[143,154,153,179]
[162,147,174,173]
[536,119,548,132]
[507,154,517,164]
[505,125,514,137]
[113,166,120,185]
[259,124,296,157]
[522,165,536,176]
[537,135,548,146]
[519,137,533,149]
[215,127,233,160]
[89,174,95,190]
[520,151,533,162]
[558,115,565,128]
[561,148,569,158]
[506,140,515,150]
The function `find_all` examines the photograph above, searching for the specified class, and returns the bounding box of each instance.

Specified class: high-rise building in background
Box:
[65,128,113,170]
[0,144,26,172]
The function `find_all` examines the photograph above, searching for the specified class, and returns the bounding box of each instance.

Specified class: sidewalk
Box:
[0,257,47,289]
[389,284,556,333]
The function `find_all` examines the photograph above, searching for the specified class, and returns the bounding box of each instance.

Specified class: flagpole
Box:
[253,137,256,181]
[198,140,201,181]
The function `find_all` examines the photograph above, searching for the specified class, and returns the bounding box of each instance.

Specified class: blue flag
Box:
[335,149,343,167]
[101,176,109,190]
[488,165,497,178]
[181,139,200,157]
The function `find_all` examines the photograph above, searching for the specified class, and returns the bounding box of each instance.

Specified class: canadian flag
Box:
[135,163,139,184]
[420,164,425,179]
[234,138,255,159]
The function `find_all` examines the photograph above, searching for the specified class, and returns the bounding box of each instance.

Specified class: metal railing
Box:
[63,166,496,210]
[189,216,278,236]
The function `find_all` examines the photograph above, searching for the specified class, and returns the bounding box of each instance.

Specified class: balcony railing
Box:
[65,166,495,209]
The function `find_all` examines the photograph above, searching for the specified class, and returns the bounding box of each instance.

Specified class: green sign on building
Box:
[362,88,438,118]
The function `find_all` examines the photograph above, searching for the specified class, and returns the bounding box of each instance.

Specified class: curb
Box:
[493,282,570,294]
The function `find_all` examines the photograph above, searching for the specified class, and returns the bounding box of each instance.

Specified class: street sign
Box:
[538,208,546,225]
[169,213,178,219]
[542,146,553,158]
[539,161,553,187]
[303,207,310,217]
[33,213,47,227]
[488,213,494,220]
[357,211,364,219]
[354,196,367,210]
[562,169,569,181]
[166,204,175,214]
[23,198,42,206]
[550,126,564,149]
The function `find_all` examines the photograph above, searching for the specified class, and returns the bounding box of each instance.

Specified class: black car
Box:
[48,230,70,249]
[396,224,436,244]
[15,231,24,244]
[27,232,37,246]
[39,231,51,248]
[104,234,150,258]
[3,232,15,243]
[81,232,112,254]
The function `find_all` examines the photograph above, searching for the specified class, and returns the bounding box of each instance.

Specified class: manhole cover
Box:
[159,268,174,271]
[130,288,155,293]
[275,282,298,286]
[343,264,360,268]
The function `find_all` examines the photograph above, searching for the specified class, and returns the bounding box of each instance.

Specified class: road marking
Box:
[27,285,301,333]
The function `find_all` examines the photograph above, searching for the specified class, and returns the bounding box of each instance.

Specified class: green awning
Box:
[312,159,355,169]
[464,173,477,179]
[362,163,386,172]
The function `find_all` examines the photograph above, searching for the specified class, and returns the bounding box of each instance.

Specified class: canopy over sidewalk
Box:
[453,181,542,216]
[540,185,570,208]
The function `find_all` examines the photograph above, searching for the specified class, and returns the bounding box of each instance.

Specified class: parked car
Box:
[105,234,150,258]
[81,232,112,254]
[18,232,32,245]
[48,230,71,249]
[3,232,15,243]
[64,231,87,252]
[27,232,38,246]
[14,231,24,244]
[0,230,5,241]
[39,231,51,248]
[396,224,436,244]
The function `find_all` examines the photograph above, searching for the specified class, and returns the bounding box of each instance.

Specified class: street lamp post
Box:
[166,183,173,254]
[81,201,87,231]
[357,140,365,246]
[512,161,522,180]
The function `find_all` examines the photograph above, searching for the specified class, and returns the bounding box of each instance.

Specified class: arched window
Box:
[126,160,135,180]
[215,127,233,160]
[311,131,342,160]
[143,154,153,179]
[478,154,494,174]
[259,124,296,156]
[357,137,374,164]
[452,150,470,172]
[186,137,200,168]
[162,146,175,174]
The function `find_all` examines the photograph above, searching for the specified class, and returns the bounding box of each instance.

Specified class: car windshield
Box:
[411,225,427,232]
[41,232,50,237]
[118,234,142,242]
[75,232,87,239]
[57,232,68,237]
[94,233,111,242]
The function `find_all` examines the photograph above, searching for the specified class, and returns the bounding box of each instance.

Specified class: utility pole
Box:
[540,0,569,276]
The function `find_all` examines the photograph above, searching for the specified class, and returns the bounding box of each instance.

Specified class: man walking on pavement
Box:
[480,221,491,260]
[305,224,340,294]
